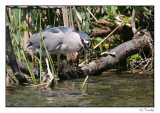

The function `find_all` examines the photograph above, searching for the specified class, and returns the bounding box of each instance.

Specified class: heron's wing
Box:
[27,28,63,50]
[54,27,90,41]
[27,28,60,43]
[55,27,74,33]
[43,31,63,51]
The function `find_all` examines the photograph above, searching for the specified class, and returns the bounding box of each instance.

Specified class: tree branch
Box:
[58,33,152,80]
[93,22,124,49]
[6,23,28,84]
[131,8,137,35]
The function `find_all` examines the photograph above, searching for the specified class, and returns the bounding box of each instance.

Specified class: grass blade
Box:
[39,13,42,83]
[21,49,37,84]
[80,75,89,90]
[39,13,57,85]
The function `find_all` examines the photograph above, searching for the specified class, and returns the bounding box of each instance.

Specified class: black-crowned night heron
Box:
[27,27,90,86]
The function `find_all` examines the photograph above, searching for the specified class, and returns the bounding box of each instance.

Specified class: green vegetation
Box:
[6,6,154,85]
[80,75,89,91]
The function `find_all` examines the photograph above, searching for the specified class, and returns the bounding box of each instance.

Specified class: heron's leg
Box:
[42,58,54,83]
[46,58,54,79]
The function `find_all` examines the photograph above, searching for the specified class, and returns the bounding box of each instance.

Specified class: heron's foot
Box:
[45,79,55,88]
[41,72,55,88]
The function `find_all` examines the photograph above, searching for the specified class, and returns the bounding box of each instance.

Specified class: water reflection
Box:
[6,72,154,107]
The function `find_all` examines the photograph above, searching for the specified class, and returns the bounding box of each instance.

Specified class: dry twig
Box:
[94,21,124,49]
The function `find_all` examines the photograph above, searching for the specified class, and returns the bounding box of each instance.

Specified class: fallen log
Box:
[10,31,152,81]
[17,61,46,79]
[58,32,153,80]
[6,54,46,79]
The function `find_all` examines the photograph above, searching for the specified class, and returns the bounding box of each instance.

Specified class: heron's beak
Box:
[83,41,90,54]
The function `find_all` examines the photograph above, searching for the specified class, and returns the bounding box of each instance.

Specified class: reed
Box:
[39,13,42,83]
[80,75,89,91]
[39,13,57,85]
[6,8,37,84]
[21,50,37,84]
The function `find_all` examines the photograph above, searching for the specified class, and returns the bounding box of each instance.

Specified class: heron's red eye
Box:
[81,38,84,42]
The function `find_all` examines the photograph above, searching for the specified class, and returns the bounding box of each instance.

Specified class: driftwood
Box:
[11,31,152,81]
[78,8,153,77]
[129,8,154,71]
[58,32,153,80]
[17,61,46,79]
[6,23,28,84]
[6,7,153,83]
[131,8,137,35]
[6,54,46,79]
[8,31,152,82]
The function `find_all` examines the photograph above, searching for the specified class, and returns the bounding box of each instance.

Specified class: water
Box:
[6,72,154,107]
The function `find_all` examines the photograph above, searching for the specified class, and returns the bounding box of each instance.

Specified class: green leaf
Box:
[80,12,85,20]
[134,6,142,14]
[130,54,141,61]
[95,37,103,42]
[20,22,27,28]
[12,9,19,27]
[114,19,119,23]
[107,6,112,13]
[29,9,36,33]
[82,21,85,31]
[124,16,132,23]
[80,76,89,90]
[85,21,89,33]
[23,29,30,32]
[142,7,151,15]
[117,6,126,14]
[46,25,52,28]
[99,44,103,53]
[135,17,139,22]
[103,15,110,19]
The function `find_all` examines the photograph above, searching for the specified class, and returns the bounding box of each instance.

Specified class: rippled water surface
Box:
[6,72,154,107]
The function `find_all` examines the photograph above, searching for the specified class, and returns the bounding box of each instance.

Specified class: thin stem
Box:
[70,7,74,29]
[86,77,89,92]
[87,8,98,23]
[39,13,42,83]
[94,22,124,49]
[18,9,22,61]
[81,75,89,90]
[21,49,37,84]
[73,6,81,31]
